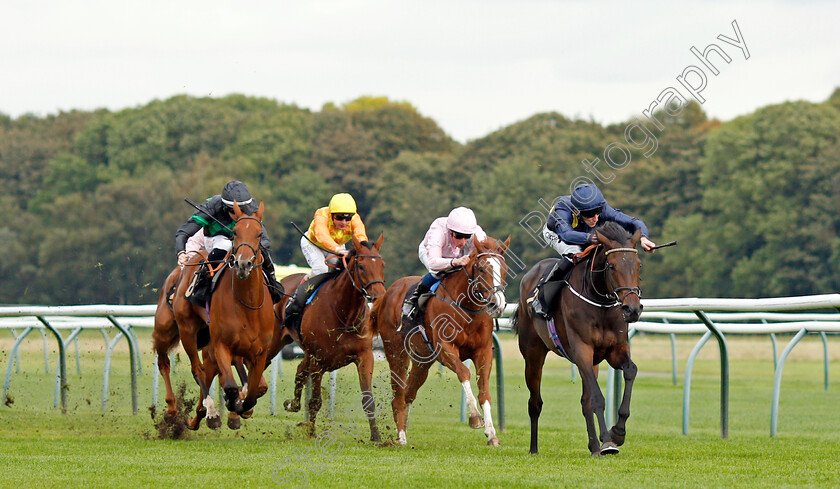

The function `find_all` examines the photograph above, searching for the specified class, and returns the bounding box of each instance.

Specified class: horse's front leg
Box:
[473,346,499,446]
[305,367,325,438]
[436,344,483,429]
[284,354,309,412]
[606,345,637,447]
[200,351,224,430]
[239,353,268,415]
[211,342,241,413]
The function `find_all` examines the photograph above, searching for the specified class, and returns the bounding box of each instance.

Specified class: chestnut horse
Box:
[371,236,510,446]
[514,221,642,456]
[277,234,386,441]
[195,201,276,417]
[152,262,264,430]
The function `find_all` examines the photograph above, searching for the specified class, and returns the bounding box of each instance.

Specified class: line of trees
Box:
[1,90,839,305]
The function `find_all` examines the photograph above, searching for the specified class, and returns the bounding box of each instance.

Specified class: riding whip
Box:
[289,221,341,255]
[649,240,677,250]
[184,198,233,236]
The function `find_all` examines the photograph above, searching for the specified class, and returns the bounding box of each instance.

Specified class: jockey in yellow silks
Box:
[301,193,369,277]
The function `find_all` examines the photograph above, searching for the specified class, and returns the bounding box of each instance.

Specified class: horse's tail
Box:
[368,296,385,335]
[510,304,520,335]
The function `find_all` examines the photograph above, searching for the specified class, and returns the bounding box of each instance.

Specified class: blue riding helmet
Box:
[571,183,606,213]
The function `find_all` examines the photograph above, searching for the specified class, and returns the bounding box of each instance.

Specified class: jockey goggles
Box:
[579,206,604,218]
[450,230,472,240]
[333,213,354,221]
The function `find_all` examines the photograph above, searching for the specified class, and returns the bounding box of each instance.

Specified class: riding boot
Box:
[187,263,210,306]
[530,259,573,319]
[261,248,285,303]
[283,288,304,330]
[398,282,432,334]
[189,248,227,306]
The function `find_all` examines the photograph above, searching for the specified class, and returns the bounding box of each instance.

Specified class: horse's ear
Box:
[351,233,362,249]
[595,229,608,246]
[631,228,641,248]
[374,233,384,251]
[233,201,243,218]
[256,201,265,221]
[502,235,511,251]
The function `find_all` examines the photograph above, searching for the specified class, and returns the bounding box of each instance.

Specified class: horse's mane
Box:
[598,221,631,244]
[348,240,375,257]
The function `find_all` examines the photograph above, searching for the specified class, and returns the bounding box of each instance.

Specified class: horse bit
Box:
[342,253,385,302]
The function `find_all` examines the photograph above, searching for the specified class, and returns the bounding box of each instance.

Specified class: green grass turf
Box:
[1,331,839,488]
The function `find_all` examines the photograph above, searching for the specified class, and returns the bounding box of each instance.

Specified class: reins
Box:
[565,245,641,308]
[226,214,267,310]
[435,251,506,316]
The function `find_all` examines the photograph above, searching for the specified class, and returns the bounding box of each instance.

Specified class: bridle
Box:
[438,251,506,315]
[226,214,266,310]
[341,252,385,302]
[578,246,642,307]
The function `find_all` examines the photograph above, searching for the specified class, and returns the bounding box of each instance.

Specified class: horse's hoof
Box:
[233,399,245,415]
[599,442,619,455]
[164,409,178,421]
[468,415,485,429]
[241,408,254,419]
[187,418,201,431]
[284,399,301,412]
[206,416,222,430]
[487,437,501,446]
[227,416,241,430]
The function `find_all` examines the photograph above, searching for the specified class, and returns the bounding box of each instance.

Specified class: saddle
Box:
[283,270,340,332]
[527,245,599,318]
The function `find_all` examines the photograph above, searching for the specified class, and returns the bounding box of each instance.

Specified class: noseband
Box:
[225,215,266,310]
[342,253,385,302]
[597,247,642,304]
[467,251,506,305]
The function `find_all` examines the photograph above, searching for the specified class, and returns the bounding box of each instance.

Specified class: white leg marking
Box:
[241,384,248,397]
[461,380,481,418]
[203,395,219,419]
[482,400,497,440]
[398,430,407,445]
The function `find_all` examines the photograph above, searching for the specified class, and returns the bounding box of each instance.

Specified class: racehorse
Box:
[371,236,510,446]
[514,221,642,456]
[278,234,386,441]
[153,249,267,429]
[192,201,276,418]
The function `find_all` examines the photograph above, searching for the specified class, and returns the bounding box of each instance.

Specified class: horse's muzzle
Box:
[621,303,643,323]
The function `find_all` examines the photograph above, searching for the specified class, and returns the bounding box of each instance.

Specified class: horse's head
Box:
[229,201,265,280]
[465,235,511,318]
[346,234,387,301]
[595,222,643,323]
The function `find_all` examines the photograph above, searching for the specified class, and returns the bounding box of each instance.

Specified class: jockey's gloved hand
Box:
[587,232,599,245]
[177,251,189,267]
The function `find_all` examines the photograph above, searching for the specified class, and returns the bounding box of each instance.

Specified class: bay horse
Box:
[277,234,386,441]
[196,201,276,417]
[371,236,510,446]
[514,221,642,456]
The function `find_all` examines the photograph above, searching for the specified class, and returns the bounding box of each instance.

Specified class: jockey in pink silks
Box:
[399,207,487,331]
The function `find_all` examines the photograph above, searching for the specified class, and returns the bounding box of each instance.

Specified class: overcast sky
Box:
[2,1,838,143]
